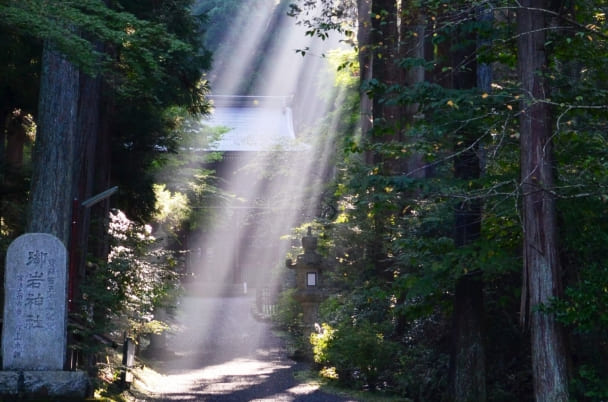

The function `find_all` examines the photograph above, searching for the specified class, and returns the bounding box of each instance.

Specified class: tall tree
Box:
[517,2,569,400]
[26,44,79,244]
[400,0,426,178]
[358,0,373,140]
[449,7,486,400]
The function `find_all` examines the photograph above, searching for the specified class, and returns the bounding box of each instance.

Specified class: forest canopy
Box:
[282,1,608,401]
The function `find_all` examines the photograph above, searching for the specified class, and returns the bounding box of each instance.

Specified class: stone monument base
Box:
[0,370,90,400]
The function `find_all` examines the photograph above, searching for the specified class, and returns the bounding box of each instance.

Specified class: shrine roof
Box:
[201,96,304,152]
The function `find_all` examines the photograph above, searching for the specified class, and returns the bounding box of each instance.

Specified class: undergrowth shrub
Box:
[570,365,608,401]
[74,209,181,360]
[273,288,306,358]
[310,319,400,390]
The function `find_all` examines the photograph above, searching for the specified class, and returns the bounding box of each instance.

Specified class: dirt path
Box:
[133,294,357,401]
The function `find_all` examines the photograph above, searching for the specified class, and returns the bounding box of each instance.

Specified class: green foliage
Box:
[570,365,608,402]
[312,288,452,398]
[286,1,534,400]
[108,2,211,222]
[286,0,358,41]
[76,210,181,350]
[150,116,239,234]
[0,0,210,94]
[310,320,400,390]
[4,0,608,399]
[0,0,122,73]
[550,264,608,332]
[273,288,307,357]
[392,345,450,401]
[193,0,248,53]
[274,288,304,335]
[326,48,359,86]
[545,197,608,401]
[1,0,212,225]
[310,322,335,364]
[153,184,190,237]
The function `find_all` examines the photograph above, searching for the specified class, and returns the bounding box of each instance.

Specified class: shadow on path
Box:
[135,294,356,402]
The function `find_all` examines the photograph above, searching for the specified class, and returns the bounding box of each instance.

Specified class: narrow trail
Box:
[133,293,357,401]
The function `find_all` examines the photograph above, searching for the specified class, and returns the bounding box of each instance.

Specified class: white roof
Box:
[202,105,299,152]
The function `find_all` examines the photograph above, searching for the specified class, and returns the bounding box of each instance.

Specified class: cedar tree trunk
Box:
[27,43,79,245]
[517,2,569,401]
[449,9,486,401]
[358,0,373,141]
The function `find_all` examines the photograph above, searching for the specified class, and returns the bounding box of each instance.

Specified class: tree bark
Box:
[358,0,373,142]
[27,42,80,245]
[452,272,485,402]
[400,0,427,178]
[88,90,114,262]
[70,69,103,307]
[0,112,6,176]
[451,147,485,402]
[517,2,569,401]
[449,8,486,401]
[371,0,399,139]
[364,0,400,167]
[5,111,27,169]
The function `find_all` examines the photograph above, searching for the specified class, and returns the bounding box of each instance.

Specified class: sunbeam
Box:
[151,1,352,397]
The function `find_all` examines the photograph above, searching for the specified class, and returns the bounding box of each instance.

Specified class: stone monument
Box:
[0,233,89,399]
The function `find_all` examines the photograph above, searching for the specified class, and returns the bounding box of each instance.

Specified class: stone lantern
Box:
[285,227,327,326]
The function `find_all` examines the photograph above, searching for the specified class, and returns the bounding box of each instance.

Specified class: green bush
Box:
[570,365,608,402]
[310,322,335,365]
[310,320,399,390]
[273,288,307,358]
[392,342,450,401]
[547,263,608,401]
[274,288,303,334]
[76,209,181,353]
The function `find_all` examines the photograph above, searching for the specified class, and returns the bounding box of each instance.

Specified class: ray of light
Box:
[152,1,354,394]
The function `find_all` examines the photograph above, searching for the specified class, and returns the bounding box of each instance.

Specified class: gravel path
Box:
[134,294,357,401]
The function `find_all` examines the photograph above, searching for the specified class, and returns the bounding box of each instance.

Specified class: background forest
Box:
[2,0,608,401]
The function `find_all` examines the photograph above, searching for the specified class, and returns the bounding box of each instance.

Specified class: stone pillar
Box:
[285,228,328,327]
[1,233,90,399]
[3,234,67,370]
